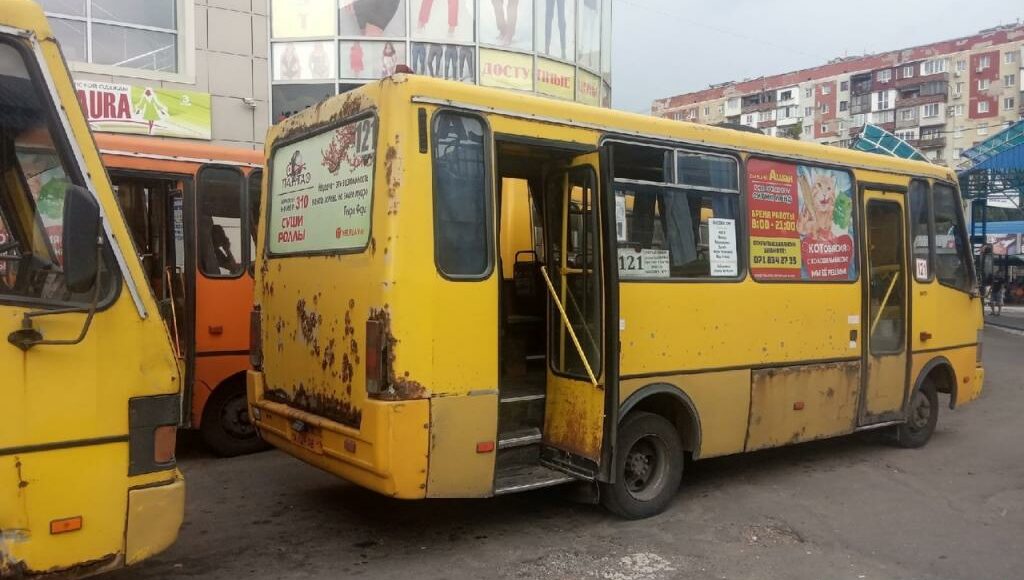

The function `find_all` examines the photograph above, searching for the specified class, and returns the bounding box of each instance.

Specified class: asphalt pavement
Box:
[109,328,1024,580]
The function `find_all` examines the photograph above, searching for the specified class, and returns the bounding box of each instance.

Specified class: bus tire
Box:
[894,380,939,449]
[201,381,268,457]
[600,411,683,519]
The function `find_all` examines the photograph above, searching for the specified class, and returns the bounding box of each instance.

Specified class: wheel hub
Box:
[909,391,931,431]
[222,396,255,438]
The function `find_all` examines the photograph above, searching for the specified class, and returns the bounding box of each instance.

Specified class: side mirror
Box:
[62,184,101,293]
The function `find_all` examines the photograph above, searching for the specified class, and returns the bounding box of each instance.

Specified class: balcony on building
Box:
[915,136,946,149]
[850,73,873,96]
[850,94,872,116]
[895,71,949,90]
[895,108,918,129]
[741,92,776,114]
[896,80,949,109]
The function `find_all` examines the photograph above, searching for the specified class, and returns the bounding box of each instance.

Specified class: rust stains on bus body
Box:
[264,384,363,430]
[746,360,861,451]
[277,92,369,143]
[384,136,402,216]
[367,306,429,401]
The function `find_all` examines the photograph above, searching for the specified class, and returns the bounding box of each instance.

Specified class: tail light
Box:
[250,305,263,370]
[365,319,387,396]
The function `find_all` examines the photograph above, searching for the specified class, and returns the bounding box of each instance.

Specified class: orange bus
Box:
[95,134,265,456]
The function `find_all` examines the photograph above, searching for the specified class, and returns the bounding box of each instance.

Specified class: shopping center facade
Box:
[40,1,613,148]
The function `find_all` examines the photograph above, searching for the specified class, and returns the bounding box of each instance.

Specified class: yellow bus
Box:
[1,1,183,575]
[248,75,984,518]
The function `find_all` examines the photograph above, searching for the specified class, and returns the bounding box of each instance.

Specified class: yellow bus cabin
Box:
[1,1,183,576]
[248,74,984,519]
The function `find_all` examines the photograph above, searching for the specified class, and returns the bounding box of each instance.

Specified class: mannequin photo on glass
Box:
[535,0,575,61]
[412,0,475,43]
[480,0,533,50]
[339,0,407,36]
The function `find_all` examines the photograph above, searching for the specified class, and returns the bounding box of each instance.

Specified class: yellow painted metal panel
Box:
[746,361,861,451]
[619,369,751,459]
[125,474,185,565]
[620,282,862,375]
[1,2,182,575]
[864,354,907,417]
[426,393,498,498]
[250,373,429,498]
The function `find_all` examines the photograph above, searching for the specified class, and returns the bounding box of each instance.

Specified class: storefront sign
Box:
[75,80,212,140]
[269,117,376,254]
[479,49,533,92]
[536,58,574,100]
[747,159,856,280]
[576,70,600,106]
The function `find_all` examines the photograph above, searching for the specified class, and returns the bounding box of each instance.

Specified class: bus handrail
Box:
[870,271,900,337]
[165,266,182,359]
[539,265,599,386]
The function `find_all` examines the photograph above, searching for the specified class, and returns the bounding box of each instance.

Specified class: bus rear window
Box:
[268,116,376,255]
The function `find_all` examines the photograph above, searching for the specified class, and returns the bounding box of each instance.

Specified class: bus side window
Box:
[612,144,740,279]
[432,112,490,278]
[932,183,973,292]
[198,167,245,278]
[908,180,931,282]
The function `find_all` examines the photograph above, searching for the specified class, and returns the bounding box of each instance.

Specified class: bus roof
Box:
[1,0,53,39]
[273,74,955,184]
[94,133,262,169]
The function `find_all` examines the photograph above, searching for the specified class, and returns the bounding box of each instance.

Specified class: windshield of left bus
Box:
[0,39,115,304]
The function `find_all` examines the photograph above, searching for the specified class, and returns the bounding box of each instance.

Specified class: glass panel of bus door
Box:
[541,154,606,475]
[192,166,250,424]
[860,191,909,424]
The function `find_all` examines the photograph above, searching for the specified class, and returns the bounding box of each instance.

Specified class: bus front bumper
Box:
[124,471,185,565]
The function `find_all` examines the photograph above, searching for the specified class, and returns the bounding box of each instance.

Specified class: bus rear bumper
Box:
[247,371,429,499]
[124,471,185,565]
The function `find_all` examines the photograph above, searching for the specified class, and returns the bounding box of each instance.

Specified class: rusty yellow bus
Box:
[1,1,183,575]
[248,74,984,518]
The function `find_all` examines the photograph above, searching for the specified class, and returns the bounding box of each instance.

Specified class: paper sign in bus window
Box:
[747,159,856,281]
[617,247,670,278]
[269,116,376,255]
[709,217,737,276]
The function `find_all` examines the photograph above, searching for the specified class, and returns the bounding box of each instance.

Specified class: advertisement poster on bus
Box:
[75,80,212,140]
[269,117,376,254]
[747,159,856,280]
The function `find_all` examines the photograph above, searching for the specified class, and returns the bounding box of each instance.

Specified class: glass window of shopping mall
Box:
[41,0,186,74]
[269,0,613,121]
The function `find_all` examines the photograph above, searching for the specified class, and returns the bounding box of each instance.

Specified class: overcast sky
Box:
[611,0,1024,113]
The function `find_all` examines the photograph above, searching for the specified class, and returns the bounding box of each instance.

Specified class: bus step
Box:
[498,427,542,449]
[494,463,575,495]
[500,391,545,404]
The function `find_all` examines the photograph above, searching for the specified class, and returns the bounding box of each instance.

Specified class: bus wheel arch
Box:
[915,356,957,410]
[619,384,702,460]
[200,371,268,456]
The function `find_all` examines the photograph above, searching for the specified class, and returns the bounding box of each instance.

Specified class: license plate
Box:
[289,427,323,454]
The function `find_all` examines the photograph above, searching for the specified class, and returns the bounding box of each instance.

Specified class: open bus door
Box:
[539,152,609,478]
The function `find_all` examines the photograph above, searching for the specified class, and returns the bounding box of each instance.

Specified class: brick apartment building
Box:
[652,24,1024,168]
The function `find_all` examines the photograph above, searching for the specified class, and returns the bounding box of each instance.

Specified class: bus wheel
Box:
[894,381,939,449]
[600,411,683,519]
[201,382,268,457]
